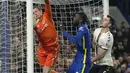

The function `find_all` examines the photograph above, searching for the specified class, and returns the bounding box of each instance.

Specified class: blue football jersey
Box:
[63,24,92,73]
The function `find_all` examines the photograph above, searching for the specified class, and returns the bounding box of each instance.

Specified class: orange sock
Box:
[50,70,58,73]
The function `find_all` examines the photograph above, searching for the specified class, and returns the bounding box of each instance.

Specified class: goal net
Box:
[0,0,103,73]
[0,0,27,73]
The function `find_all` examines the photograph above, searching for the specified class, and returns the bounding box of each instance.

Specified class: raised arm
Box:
[63,29,85,46]
[44,0,52,19]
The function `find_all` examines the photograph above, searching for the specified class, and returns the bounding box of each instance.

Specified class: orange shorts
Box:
[37,46,60,67]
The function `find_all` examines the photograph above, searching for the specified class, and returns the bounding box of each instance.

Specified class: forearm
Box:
[92,53,104,63]
[92,48,107,63]
[63,32,76,43]
[44,0,52,19]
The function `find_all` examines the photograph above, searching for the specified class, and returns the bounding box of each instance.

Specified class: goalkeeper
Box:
[60,12,92,73]
[33,0,59,73]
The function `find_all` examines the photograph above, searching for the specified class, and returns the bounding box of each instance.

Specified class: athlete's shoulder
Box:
[83,24,89,30]
[95,28,101,32]
[78,26,85,32]
[79,24,89,31]
[93,28,101,35]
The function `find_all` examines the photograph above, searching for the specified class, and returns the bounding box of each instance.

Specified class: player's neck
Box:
[101,27,109,33]
[78,23,84,27]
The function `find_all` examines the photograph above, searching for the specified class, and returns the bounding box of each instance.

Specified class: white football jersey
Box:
[93,28,114,66]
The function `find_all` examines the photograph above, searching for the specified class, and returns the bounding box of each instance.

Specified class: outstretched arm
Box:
[63,30,85,46]
[44,0,52,19]
[60,22,85,45]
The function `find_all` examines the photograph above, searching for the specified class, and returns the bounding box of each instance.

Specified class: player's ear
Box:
[79,19,83,23]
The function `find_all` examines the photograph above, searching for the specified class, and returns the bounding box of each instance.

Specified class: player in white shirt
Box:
[89,15,116,73]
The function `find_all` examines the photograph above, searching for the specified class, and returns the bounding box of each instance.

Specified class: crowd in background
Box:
[111,22,130,73]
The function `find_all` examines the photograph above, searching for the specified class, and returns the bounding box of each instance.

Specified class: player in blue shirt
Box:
[60,12,92,73]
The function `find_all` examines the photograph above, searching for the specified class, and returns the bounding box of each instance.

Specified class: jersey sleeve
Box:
[44,0,52,19]
[63,27,86,46]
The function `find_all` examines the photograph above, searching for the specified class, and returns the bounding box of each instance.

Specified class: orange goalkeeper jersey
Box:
[34,0,59,50]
